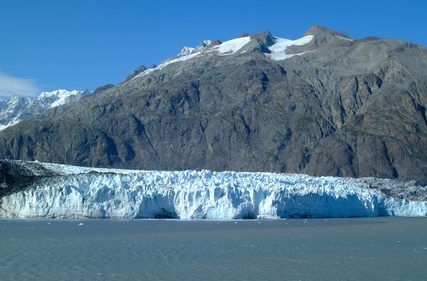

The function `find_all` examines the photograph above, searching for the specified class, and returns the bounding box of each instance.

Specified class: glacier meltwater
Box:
[0,162,426,219]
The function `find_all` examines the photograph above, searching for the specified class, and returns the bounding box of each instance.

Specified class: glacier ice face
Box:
[1,162,426,219]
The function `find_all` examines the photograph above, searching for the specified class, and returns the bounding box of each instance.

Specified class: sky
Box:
[0,0,426,97]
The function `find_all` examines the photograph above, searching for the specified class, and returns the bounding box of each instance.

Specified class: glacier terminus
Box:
[0,160,426,219]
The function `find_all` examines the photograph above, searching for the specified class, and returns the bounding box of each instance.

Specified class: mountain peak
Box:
[251,31,275,46]
[304,24,353,40]
[304,24,354,46]
[177,39,213,57]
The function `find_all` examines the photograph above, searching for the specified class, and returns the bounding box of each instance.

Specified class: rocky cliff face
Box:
[0,25,426,180]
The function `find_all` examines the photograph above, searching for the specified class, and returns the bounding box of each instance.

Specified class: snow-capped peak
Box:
[38,89,84,108]
[38,89,81,99]
[178,40,212,57]
[0,89,89,131]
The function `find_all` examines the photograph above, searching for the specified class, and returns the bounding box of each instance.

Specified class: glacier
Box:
[0,161,426,219]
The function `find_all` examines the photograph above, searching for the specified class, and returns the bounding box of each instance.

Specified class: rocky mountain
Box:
[0,89,90,131]
[0,25,426,180]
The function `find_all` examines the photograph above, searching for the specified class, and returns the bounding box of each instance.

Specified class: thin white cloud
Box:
[0,71,39,97]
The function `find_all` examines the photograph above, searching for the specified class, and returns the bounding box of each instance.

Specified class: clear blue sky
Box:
[1,0,426,96]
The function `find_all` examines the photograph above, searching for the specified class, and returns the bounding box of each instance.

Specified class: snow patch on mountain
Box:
[213,36,251,54]
[132,36,254,80]
[266,35,314,61]
[1,162,426,219]
[133,52,201,79]
[0,119,20,131]
[132,33,315,80]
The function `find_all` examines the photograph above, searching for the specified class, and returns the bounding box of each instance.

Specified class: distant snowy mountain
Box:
[0,89,90,131]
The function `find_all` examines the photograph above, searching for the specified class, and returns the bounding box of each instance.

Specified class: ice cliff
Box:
[0,161,426,219]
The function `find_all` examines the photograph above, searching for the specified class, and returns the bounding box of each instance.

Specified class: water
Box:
[0,218,426,281]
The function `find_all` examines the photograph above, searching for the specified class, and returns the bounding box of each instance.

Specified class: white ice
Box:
[1,162,426,219]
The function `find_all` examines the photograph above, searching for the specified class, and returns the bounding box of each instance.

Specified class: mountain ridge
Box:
[0,25,426,180]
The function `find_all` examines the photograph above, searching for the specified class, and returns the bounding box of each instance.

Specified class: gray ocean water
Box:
[0,218,426,281]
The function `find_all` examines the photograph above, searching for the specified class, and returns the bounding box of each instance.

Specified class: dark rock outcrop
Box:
[0,159,59,197]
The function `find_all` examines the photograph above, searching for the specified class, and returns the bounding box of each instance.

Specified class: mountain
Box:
[1,160,426,219]
[0,89,90,131]
[0,25,426,180]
